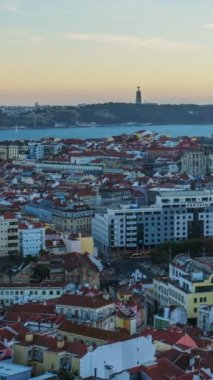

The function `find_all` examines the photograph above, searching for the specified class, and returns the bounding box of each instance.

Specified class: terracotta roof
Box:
[4,303,55,316]
[58,319,130,342]
[17,333,87,357]
[140,327,198,348]
[57,294,114,309]
[140,358,185,380]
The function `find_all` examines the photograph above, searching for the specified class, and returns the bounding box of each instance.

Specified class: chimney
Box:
[25,333,33,343]
[57,336,65,349]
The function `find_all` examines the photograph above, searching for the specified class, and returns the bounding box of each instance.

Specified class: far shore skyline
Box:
[2,100,213,107]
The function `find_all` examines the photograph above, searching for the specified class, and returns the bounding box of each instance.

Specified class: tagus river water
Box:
[0,124,213,141]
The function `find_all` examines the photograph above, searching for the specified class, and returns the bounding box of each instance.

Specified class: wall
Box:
[80,336,155,379]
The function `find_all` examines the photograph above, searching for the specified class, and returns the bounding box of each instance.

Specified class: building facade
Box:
[0,283,65,306]
[92,190,213,256]
[197,304,213,331]
[149,255,213,323]
[56,294,115,331]
[18,222,45,257]
[0,213,18,257]
[180,149,213,176]
[52,205,94,234]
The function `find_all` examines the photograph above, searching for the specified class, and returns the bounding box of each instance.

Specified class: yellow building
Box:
[116,311,137,335]
[153,255,213,323]
[58,319,130,347]
[63,233,95,255]
[13,332,87,376]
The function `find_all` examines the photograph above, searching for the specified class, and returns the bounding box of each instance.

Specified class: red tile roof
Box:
[140,358,185,380]
[59,319,130,343]
[17,333,87,357]
[57,294,114,309]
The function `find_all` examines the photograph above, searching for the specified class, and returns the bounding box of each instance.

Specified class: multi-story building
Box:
[92,190,213,256]
[28,142,61,160]
[80,336,155,379]
[197,304,213,331]
[13,332,87,376]
[28,143,44,160]
[151,255,213,323]
[180,149,213,176]
[52,204,94,234]
[8,142,29,160]
[18,221,45,257]
[0,144,8,160]
[58,319,130,347]
[56,294,115,330]
[0,282,65,306]
[0,213,18,256]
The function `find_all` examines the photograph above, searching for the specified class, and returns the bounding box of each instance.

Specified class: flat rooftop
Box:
[0,360,31,376]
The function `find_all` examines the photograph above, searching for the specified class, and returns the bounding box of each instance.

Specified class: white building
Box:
[18,222,45,257]
[56,294,115,330]
[197,304,213,331]
[80,335,155,379]
[181,150,207,176]
[0,283,65,306]
[92,190,213,256]
[149,255,213,322]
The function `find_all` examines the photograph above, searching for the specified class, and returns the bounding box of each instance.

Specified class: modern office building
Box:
[92,190,213,256]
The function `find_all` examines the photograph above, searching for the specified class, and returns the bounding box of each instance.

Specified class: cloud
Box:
[64,33,206,51]
[8,33,45,46]
[1,3,20,13]
[202,23,213,29]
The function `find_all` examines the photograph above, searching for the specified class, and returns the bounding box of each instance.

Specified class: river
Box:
[0,124,213,141]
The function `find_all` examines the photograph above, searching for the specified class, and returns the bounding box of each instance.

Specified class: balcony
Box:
[169,279,190,294]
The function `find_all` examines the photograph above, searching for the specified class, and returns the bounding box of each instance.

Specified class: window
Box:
[194,298,197,303]
[194,308,197,313]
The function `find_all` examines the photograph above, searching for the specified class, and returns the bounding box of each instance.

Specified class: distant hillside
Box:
[1,103,213,128]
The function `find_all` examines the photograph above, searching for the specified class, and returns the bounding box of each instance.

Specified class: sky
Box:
[1,0,213,105]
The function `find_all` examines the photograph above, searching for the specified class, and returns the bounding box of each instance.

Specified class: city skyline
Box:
[1,0,213,105]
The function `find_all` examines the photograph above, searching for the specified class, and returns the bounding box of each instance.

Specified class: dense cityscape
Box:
[0,122,212,379]
[1,0,213,379]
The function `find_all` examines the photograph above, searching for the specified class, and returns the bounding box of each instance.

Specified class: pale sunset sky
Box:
[1,0,213,105]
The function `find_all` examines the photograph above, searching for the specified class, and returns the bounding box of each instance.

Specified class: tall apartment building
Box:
[8,143,29,160]
[151,255,213,324]
[0,213,18,256]
[92,190,213,256]
[0,144,8,160]
[18,221,45,257]
[28,142,61,160]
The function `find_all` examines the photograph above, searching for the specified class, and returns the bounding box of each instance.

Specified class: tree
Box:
[33,264,50,282]
[24,255,38,265]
